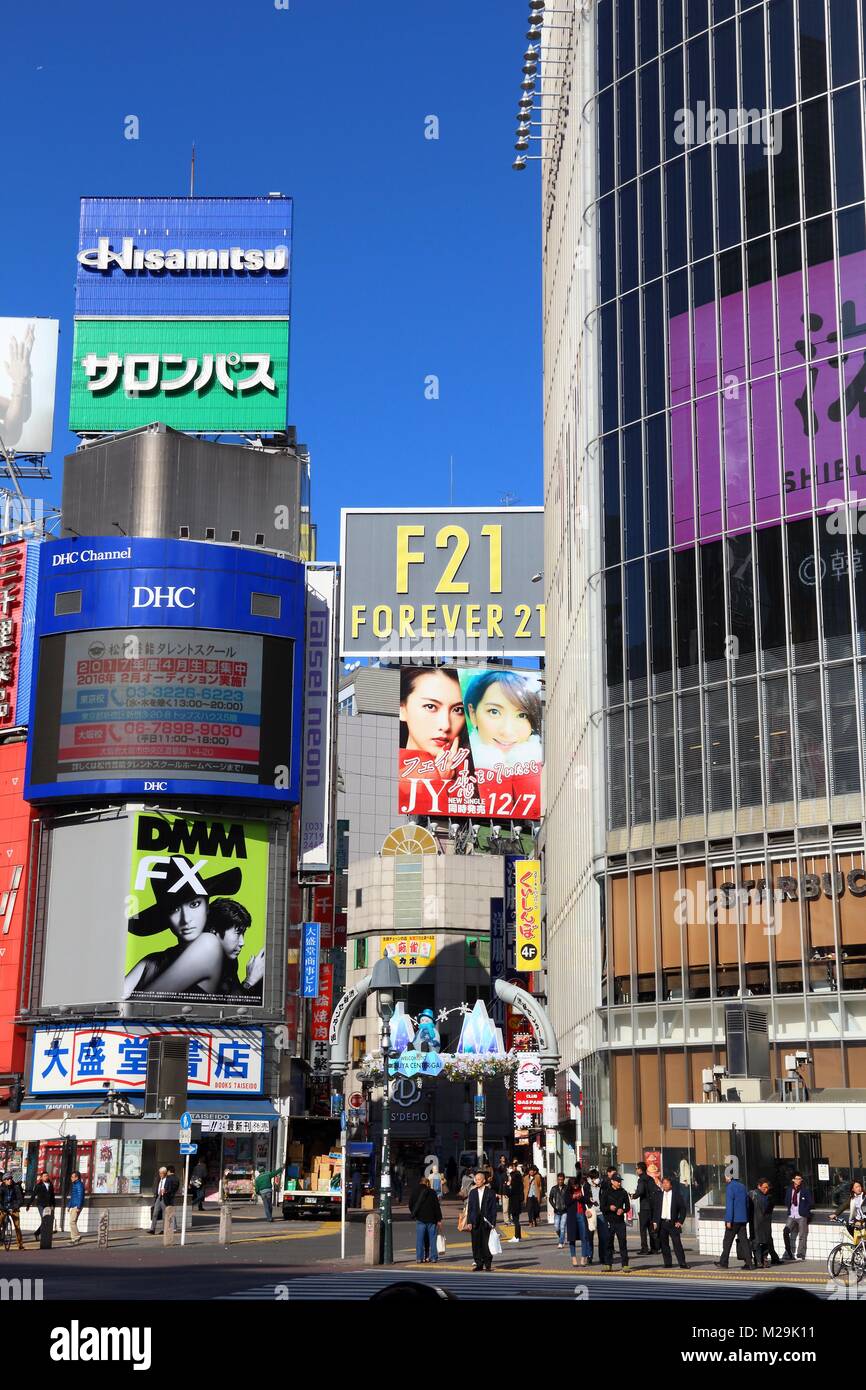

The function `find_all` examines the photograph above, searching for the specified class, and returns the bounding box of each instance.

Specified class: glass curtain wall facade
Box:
[543,0,866,1181]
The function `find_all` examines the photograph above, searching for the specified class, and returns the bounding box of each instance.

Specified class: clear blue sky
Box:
[0,0,541,560]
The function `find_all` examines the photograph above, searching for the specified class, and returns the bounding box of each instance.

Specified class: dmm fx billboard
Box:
[30,1023,265,1095]
[340,508,545,658]
[75,196,292,317]
[68,319,289,434]
[124,811,268,1007]
[25,536,305,804]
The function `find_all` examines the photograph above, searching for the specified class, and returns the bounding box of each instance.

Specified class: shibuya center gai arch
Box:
[542,0,866,1200]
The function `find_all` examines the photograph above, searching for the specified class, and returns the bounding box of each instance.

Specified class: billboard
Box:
[299,565,337,875]
[398,667,543,819]
[381,933,437,968]
[0,743,35,1074]
[30,1023,265,1095]
[513,859,542,971]
[69,319,289,434]
[0,318,59,454]
[26,537,304,804]
[340,508,545,658]
[125,811,269,1007]
[75,196,292,317]
[668,245,866,546]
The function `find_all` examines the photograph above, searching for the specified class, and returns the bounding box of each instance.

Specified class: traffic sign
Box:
[348,1092,364,1111]
[179,1142,198,1156]
[180,1111,192,1129]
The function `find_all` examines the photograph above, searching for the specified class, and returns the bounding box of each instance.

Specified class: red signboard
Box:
[311,963,333,1042]
[514,1091,544,1114]
[0,543,25,729]
[0,742,36,1075]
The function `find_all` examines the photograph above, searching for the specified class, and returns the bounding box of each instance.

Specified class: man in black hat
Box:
[124,856,243,999]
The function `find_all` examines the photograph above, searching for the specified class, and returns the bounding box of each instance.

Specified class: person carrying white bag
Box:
[466,1171,499,1271]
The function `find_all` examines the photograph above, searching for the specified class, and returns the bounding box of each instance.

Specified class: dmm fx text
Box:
[350,523,546,642]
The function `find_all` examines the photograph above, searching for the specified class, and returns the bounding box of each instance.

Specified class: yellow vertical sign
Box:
[514,858,542,971]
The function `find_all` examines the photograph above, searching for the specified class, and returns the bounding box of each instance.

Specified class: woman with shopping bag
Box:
[466,1171,499,1271]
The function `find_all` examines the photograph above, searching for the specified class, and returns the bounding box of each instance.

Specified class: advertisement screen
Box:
[125,811,268,1007]
[68,319,289,434]
[29,626,292,789]
[668,246,866,546]
[0,318,59,454]
[398,666,543,819]
[341,508,545,658]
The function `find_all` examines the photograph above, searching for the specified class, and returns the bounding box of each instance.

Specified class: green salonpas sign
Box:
[69,318,289,433]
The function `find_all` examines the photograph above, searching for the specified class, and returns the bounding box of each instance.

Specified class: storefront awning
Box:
[346,1142,374,1156]
[187,1098,280,1132]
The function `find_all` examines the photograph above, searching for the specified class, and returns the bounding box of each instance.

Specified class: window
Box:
[351,1036,366,1065]
[353,937,368,970]
[251,592,281,619]
[179,525,190,539]
[54,590,81,616]
[355,888,363,908]
[205,527,215,540]
[255,532,265,547]
[465,937,491,969]
[230,529,241,543]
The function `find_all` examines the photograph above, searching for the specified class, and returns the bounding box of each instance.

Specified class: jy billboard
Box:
[124,811,269,1007]
[398,667,543,819]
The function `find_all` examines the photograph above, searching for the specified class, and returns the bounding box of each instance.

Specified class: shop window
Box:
[354,937,368,970]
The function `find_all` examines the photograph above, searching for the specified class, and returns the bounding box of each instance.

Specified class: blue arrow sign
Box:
[179,1142,198,1156]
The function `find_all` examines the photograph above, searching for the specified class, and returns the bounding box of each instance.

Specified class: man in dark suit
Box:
[635,1161,659,1254]
[149,1165,180,1235]
[750,1178,781,1267]
[782,1172,813,1261]
[651,1176,689,1269]
[28,1170,56,1244]
[467,1172,498,1271]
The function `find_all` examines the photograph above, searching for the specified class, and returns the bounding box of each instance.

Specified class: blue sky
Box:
[0,0,541,560]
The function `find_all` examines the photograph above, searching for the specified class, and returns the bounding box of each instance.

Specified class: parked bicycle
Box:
[827,1217,866,1282]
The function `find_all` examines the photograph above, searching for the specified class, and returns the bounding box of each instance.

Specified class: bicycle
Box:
[827,1217,866,1282]
[0,1211,13,1252]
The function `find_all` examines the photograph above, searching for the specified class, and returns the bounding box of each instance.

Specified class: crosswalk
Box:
[219,1268,796,1301]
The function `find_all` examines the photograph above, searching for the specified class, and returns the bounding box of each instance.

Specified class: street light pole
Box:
[380,1023,393,1265]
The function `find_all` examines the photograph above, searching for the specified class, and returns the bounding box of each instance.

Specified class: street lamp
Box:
[369,954,402,1265]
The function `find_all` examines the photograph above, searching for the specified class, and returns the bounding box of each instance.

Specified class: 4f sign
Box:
[514,859,542,972]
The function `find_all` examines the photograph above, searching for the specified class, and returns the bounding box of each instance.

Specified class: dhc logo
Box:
[132,586,195,609]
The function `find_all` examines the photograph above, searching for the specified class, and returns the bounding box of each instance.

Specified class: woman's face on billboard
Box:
[469,682,533,753]
[168,896,208,942]
[401,671,465,755]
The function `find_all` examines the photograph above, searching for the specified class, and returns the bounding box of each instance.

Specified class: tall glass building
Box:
[541,0,866,1194]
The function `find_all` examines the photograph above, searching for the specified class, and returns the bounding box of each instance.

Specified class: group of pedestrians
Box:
[716,1170,821,1268]
[0,1169,83,1248]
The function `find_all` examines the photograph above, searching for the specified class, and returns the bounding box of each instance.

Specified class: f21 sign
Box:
[340,508,545,658]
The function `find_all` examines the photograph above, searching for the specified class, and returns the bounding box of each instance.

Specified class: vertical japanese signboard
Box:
[299,564,337,875]
[301,922,321,998]
[513,858,542,972]
[0,543,26,728]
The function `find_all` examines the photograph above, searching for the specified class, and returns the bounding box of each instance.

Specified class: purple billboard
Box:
[669,250,866,547]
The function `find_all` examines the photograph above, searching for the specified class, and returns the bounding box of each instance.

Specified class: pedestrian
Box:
[781,1172,813,1262]
[548,1172,569,1249]
[635,1160,659,1254]
[524,1165,543,1227]
[392,1161,404,1205]
[833,1179,865,1235]
[602,1173,631,1271]
[565,1175,592,1267]
[585,1168,607,1267]
[651,1176,689,1270]
[149,1164,178,1235]
[254,1163,282,1221]
[0,1173,25,1251]
[28,1169,56,1243]
[445,1156,457,1194]
[409,1177,443,1263]
[750,1178,781,1267]
[430,1166,443,1199]
[459,1168,474,1199]
[715,1171,754,1270]
[467,1170,498,1271]
[350,1165,362,1208]
[507,1160,524,1243]
[191,1158,208,1212]
[66,1169,85,1247]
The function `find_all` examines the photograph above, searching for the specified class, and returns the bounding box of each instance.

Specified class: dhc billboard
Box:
[25,538,304,805]
[75,196,293,318]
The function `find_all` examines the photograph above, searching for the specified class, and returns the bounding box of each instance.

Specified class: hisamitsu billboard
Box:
[340,508,545,659]
[75,196,292,317]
